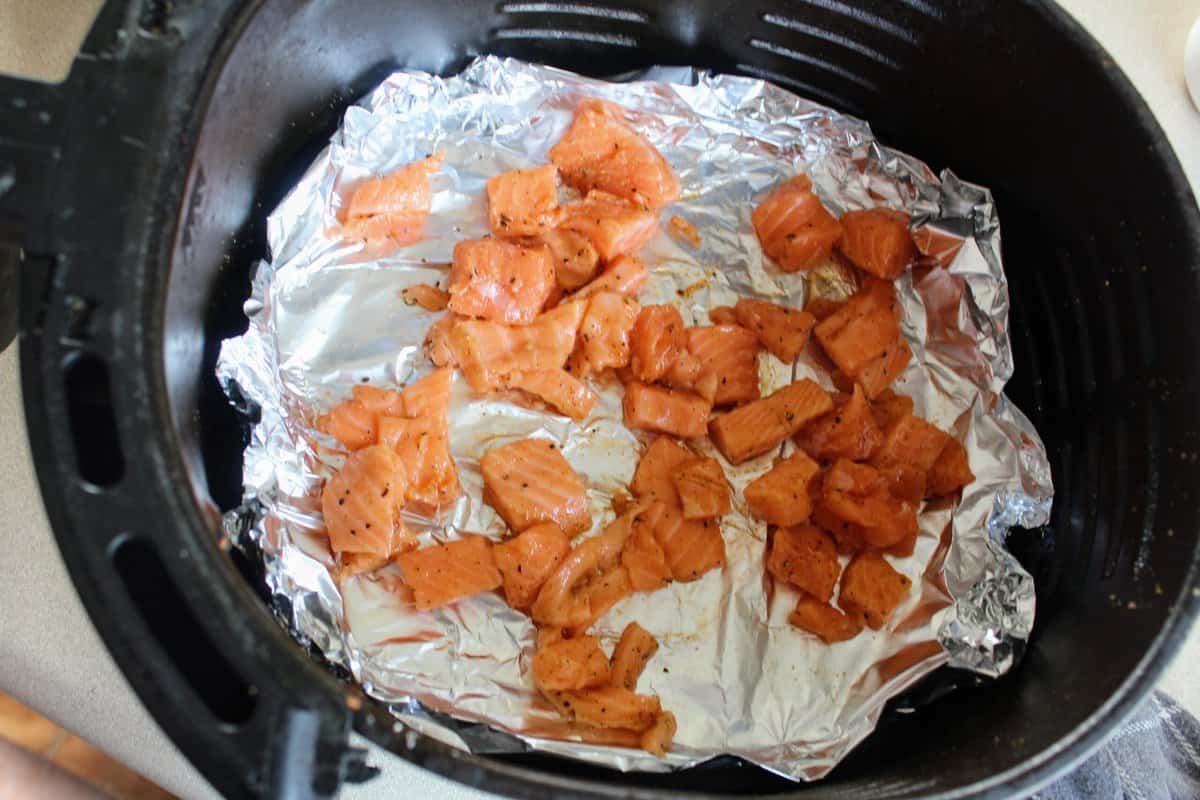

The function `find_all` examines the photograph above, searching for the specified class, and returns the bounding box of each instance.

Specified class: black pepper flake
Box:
[338,498,345,506]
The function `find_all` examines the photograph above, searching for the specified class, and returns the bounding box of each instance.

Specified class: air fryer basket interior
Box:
[7,0,1200,798]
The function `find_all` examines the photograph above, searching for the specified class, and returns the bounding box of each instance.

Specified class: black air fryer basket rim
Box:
[1,0,1198,798]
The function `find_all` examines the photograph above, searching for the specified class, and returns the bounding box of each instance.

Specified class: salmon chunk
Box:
[630,436,697,505]
[482,439,590,536]
[571,292,640,376]
[560,192,658,262]
[447,237,555,325]
[447,300,586,391]
[751,175,843,271]
[837,208,917,279]
[320,398,381,451]
[493,523,572,610]
[734,299,816,363]
[399,367,454,420]
[321,444,407,556]
[927,439,974,496]
[395,535,503,611]
[549,98,680,210]
[661,348,719,404]
[640,711,677,757]
[541,227,601,290]
[742,449,821,526]
[610,622,659,691]
[621,510,672,592]
[652,505,725,582]
[767,524,841,602]
[871,413,953,474]
[532,635,611,692]
[685,325,761,407]
[672,458,730,519]
[707,305,737,326]
[532,508,638,628]
[795,384,883,462]
[819,459,918,549]
[547,686,662,731]
[629,304,685,383]
[487,165,560,237]
[571,254,651,302]
[814,283,911,398]
[342,152,444,245]
[789,596,863,643]
[377,416,460,511]
[870,389,915,431]
[425,315,459,368]
[708,379,833,465]
[507,369,599,420]
[838,551,911,630]
[623,382,711,439]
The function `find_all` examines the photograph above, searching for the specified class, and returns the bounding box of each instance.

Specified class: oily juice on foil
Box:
[217,57,1052,780]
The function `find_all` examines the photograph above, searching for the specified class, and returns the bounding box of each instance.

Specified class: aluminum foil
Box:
[216,57,1053,781]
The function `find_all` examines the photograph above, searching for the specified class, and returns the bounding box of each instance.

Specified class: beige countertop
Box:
[0,2,1197,798]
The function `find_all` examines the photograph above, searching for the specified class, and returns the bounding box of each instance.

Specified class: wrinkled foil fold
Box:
[216,57,1053,781]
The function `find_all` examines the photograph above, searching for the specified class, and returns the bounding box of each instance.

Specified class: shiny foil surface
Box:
[217,57,1053,780]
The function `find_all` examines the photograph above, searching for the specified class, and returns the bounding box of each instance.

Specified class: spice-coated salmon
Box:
[493,522,572,610]
[794,384,883,463]
[531,634,611,692]
[539,227,601,290]
[837,208,917,280]
[742,449,821,527]
[400,283,450,312]
[321,444,408,556]
[318,384,406,451]
[621,513,672,592]
[481,439,591,536]
[377,415,460,511]
[629,304,685,383]
[570,291,640,376]
[399,367,454,420]
[445,301,586,391]
[630,436,697,506]
[394,535,503,611]
[789,596,862,643]
[487,165,560,238]
[559,192,658,263]
[609,622,659,691]
[341,152,444,245]
[546,686,662,731]
[927,439,974,496]
[684,325,761,407]
[819,459,917,549]
[447,237,556,325]
[733,299,816,363]
[766,524,841,602]
[507,369,599,421]
[708,379,833,465]
[650,503,726,582]
[838,551,911,630]
[622,381,711,439]
[531,507,639,628]
[672,457,730,520]
[640,711,677,757]
[751,175,842,272]
[570,254,650,302]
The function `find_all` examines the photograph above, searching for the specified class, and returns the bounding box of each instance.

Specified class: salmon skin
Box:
[487,165,560,238]
[751,175,842,271]
[395,535,503,610]
[481,439,591,536]
[447,237,556,325]
[341,152,444,245]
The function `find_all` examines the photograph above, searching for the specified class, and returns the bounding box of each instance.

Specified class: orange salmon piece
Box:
[481,439,591,536]
[560,191,658,262]
[630,436,697,505]
[400,283,449,311]
[571,254,650,302]
[653,506,725,582]
[672,457,730,519]
[708,305,737,326]
[570,566,633,635]
[751,175,842,271]
[743,449,821,526]
[789,596,863,643]
[399,367,454,420]
[621,512,672,592]
[548,686,662,731]
[322,444,407,556]
[623,382,711,439]
[734,298,816,363]
[927,439,974,496]
[447,300,586,391]
[447,237,555,325]
[661,348,719,404]
[767,524,841,602]
[532,508,638,628]
[532,634,611,692]
[319,399,379,451]
[571,292,640,376]
[856,336,912,399]
[549,98,680,210]
[342,152,444,245]
[685,325,761,407]
[668,215,700,247]
[507,369,599,420]
[871,413,952,474]
[493,522,571,610]
[837,208,917,280]
[377,416,459,511]
[839,551,911,630]
[795,384,883,462]
[640,711,677,757]
[820,459,917,549]
[353,385,407,417]
[814,283,911,398]
[425,315,459,368]
[487,165,560,238]
[540,227,601,290]
[610,622,659,691]
[870,389,915,431]
[629,304,685,383]
[395,536,502,611]
[708,379,833,465]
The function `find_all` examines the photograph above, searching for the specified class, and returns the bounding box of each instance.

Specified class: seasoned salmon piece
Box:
[571,566,633,635]
[629,304,685,383]
[481,439,591,537]
[571,292,640,376]
[532,634,611,692]
[623,382,711,439]
[425,315,459,368]
[795,384,883,462]
[927,439,974,496]
[541,227,601,290]
[767,524,841,602]
[532,508,638,628]
[630,436,697,505]
[341,213,426,244]
[447,237,555,325]
[707,305,737,326]
[708,379,833,465]
[870,389,914,431]
[820,459,917,549]
[742,449,821,526]
[874,462,926,503]
[447,300,587,391]
[856,336,912,399]
[751,175,843,271]
[640,711,677,757]
[319,398,379,451]
[814,286,902,377]
[395,536,502,611]
[610,622,659,691]
[399,367,454,420]
[571,255,651,304]
[672,458,730,519]
[377,416,460,511]
[354,385,407,416]
[322,444,407,556]
[811,503,867,555]
[334,550,398,582]
[487,164,560,238]
[400,283,449,312]
[871,413,952,475]
[734,299,816,363]
[560,192,658,263]
[837,208,917,280]
[839,551,911,629]
[548,686,662,731]
[789,596,863,643]
[342,152,444,245]
[549,98,680,210]
[653,507,725,582]
[493,523,571,610]
[661,349,719,404]
[621,512,672,592]
[508,369,599,420]
[685,325,761,407]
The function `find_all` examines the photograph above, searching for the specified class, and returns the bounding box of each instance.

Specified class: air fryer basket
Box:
[2,1,1198,798]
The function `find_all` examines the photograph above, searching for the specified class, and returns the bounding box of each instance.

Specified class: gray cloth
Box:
[1034,692,1200,800]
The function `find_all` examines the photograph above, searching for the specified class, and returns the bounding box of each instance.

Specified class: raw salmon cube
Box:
[352,384,407,417]
[447,238,555,325]
[377,416,460,511]
[742,449,821,526]
[661,349,718,404]
[788,596,863,643]
[870,389,914,431]
[319,399,379,451]
[622,511,672,592]
[811,503,867,555]
[652,505,725,582]
[623,382,711,439]
[820,459,917,549]
[571,292,640,376]
[927,439,974,496]
[425,315,459,368]
[342,152,444,245]
[448,300,586,391]
[875,462,926,503]
[734,299,816,363]
[708,379,833,465]
[395,535,503,610]
[540,227,601,290]
[871,414,952,473]
[629,304,685,383]
[630,436,697,505]
[321,444,407,556]
[570,254,650,302]
[685,325,761,407]
[794,384,883,462]
[814,287,902,377]
[669,215,700,246]
[856,336,912,399]
[640,711,677,757]
[507,369,599,420]
[481,439,591,536]
[560,192,658,262]
[610,622,659,691]
[549,686,662,731]
[751,175,843,271]
[341,213,425,244]
[532,509,636,628]
[570,565,633,635]
[767,524,841,602]
[493,522,572,610]
[400,283,449,311]
[399,367,454,420]
[707,305,738,326]
[837,208,917,280]
[549,98,680,210]
[672,457,730,519]
[532,634,611,691]
[487,164,560,238]
[838,551,911,629]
